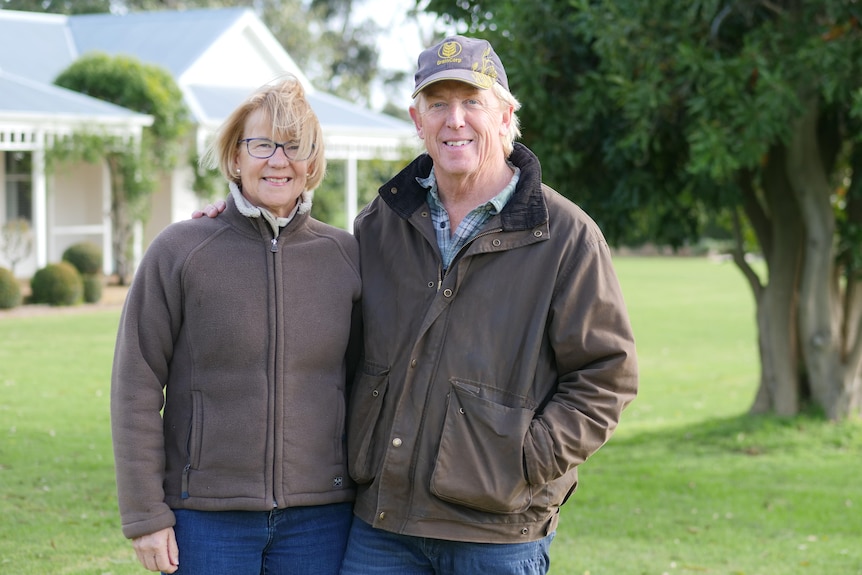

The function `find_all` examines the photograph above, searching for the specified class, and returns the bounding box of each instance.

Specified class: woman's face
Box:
[234,108,309,218]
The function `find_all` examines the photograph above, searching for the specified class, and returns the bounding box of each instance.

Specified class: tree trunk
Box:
[746,147,805,415]
[107,155,132,286]
[785,100,847,420]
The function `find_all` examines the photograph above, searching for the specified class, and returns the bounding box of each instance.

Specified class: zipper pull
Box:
[181,463,191,499]
[270,238,279,253]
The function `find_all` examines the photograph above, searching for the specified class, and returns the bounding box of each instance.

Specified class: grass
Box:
[0,311,136,573]
[0,257,860,574]
[554,257,862,575]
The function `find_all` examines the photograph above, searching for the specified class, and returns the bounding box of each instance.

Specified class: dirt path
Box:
[0,284,128,318]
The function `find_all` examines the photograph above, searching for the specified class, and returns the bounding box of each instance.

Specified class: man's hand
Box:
[132,527,179,573]
[191,199,227,219]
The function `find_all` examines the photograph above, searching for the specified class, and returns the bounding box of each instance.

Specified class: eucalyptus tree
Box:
[424,0,862,420]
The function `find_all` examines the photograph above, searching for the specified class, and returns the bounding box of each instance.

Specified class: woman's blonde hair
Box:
[203,75,325,190]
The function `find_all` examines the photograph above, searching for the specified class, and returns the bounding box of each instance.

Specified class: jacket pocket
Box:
[346,361,389,484]
[188,390,203,470]
[430,380,535,514]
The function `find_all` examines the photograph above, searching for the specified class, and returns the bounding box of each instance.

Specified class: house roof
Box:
[187,83,412,133]
[66,8,245,80]
[0,11,76,84]
[0,7,414,150]
[0,70,151,121]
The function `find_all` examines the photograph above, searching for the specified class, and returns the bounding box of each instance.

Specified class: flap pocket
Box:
[430,381,535,514]
[346,361,389,484]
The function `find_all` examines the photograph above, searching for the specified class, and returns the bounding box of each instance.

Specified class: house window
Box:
[4,151,32,222]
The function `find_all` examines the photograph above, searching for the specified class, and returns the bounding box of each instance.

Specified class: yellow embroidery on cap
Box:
[438,41,463,61]
[471,47,498,89]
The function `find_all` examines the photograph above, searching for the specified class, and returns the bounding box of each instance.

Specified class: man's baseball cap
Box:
[412,35,509,98]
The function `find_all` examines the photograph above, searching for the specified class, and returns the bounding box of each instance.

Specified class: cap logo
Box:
[437,40,463,65]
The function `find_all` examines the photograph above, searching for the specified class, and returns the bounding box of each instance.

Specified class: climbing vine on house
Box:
[51,52,191,284]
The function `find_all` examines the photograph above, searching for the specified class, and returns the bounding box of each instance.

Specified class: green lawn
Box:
[0,257,860,574]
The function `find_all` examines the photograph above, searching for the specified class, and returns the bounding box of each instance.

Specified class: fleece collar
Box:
[229,181,313,237]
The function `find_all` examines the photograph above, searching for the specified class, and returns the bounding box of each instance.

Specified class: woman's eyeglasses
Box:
[238,138,313,161]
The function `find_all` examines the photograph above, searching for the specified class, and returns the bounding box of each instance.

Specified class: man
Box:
[197,35,637,574]
[339,35,638,574]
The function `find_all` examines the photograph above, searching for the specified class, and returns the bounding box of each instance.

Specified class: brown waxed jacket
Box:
[348,143,638,543]
[111,193,361,539]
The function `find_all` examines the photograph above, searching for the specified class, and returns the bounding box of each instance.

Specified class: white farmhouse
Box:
[0,7,416,277]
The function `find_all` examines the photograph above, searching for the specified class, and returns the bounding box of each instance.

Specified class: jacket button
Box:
[372,389,379,397]
[410,358,417,368]
[443,288,453,298]
[492,238,501,247]
[392,438,403,447]
[533,230,543,238]
[521,528,529,535]
[390,187,398,194]
[379,512,386,520]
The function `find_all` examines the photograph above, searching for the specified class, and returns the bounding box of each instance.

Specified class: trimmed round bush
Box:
[82,273,103,304]
[30,262,83,306]
[0,266,22,309]
[62,242,102,275]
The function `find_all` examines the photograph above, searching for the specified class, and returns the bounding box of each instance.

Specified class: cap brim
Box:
[411,69,496,98]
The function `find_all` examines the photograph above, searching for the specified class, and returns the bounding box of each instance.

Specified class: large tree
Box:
[53,53,190,284]
[425,0,862,420]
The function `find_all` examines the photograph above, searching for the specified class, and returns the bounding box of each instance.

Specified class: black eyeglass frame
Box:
[238,138,314,161]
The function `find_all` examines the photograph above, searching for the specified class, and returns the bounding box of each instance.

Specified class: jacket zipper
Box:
[270,230,280,508]
[181,463,191,499]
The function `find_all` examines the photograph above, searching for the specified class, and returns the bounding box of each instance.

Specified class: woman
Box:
[110,76,361,574]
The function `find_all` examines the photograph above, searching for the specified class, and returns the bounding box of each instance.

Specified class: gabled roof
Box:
[187,83,412,134]
[67,8,247,79]
[0,10,76,84]
[0,6,414,149]
[0,71,151,121]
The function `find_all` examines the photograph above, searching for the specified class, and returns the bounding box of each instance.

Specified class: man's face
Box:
[410,80,512,183]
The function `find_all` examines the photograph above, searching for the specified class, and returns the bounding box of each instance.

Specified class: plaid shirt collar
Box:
[419,165,520,270]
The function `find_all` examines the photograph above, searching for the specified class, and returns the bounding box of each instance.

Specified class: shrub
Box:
[0,266,21,309]
[30,262,83,306]
[62,242,103,303]
[62,242,102,275]
[82,273,103,304]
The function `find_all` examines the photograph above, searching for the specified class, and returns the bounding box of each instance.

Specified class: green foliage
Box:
[313,157,411,228]
[189,153,224,202]
[0,266,22,309]
[51,52,190,282]
[423,0,862,249]
[61,242,103,303]
[62,242,102,276]
[0,0,110,13]
[81,273,103,304]
[54,52,189,168]
[29,262,83,306]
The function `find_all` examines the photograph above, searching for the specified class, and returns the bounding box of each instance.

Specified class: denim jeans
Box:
[339,517,555,575]
[170,502,352,575]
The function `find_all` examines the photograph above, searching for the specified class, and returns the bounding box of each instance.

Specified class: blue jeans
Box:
[170,503,352,575]
[339,517,555,575]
